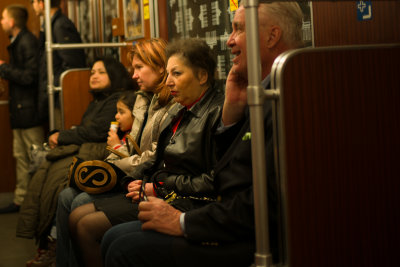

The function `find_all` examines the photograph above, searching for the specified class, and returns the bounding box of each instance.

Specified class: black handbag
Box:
[68,157,126,194]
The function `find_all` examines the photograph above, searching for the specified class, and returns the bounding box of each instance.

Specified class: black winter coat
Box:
[37,9,86,122]
[183,97,279,261]
[57,90,121,146]
[0,28,40,129]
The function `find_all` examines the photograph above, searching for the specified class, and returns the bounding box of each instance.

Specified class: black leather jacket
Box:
[0,28,40,129]
[123,85,224,209]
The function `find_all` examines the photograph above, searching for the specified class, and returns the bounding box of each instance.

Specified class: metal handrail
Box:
[51,42,131,50]
[243,1,273,267]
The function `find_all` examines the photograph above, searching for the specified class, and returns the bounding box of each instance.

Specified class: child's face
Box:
[115,101,133,132]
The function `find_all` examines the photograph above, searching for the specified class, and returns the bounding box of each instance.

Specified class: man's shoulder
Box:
[52,11,79,31]
[53,15,75,28]
[51,14,83,44]
[14,29,38,47]
[16,28,35,38]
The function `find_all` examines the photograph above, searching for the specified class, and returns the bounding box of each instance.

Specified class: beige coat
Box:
[111,94,175,174]
[106,92,152,160]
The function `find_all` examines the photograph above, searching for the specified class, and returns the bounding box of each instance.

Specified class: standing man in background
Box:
[31,0,86,128]
[0,4,44,213]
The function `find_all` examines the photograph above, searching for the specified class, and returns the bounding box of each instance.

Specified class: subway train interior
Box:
[0,0,399,266]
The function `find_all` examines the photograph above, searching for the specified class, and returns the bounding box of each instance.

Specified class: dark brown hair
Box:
[5,5,28,29]
[166,38,216,87]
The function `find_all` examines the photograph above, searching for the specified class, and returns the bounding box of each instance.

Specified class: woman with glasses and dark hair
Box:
[69,38,224,267]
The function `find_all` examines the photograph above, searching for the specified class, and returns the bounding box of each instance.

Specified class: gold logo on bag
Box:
[74,160,118,194]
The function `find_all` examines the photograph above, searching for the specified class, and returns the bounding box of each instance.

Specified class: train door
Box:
[0,0,40,192]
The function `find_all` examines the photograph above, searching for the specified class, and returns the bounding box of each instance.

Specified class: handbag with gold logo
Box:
[68,157,126,194]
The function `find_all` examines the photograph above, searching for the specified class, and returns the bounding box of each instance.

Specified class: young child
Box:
[106,91,137,158]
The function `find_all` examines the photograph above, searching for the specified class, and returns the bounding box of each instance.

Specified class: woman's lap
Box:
[94,193,139,225]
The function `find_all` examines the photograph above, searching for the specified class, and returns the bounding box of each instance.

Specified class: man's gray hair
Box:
[259,1,304,48]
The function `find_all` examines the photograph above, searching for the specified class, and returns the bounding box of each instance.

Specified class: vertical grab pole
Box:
[243,1,273,267]
[44,0,55,130]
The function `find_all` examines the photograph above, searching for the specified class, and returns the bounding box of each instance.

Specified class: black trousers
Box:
[101,220,255,267]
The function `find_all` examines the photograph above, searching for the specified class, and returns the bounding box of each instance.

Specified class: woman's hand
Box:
[126,180,154,202]
[48,132,59,149]
[107,130,120,148]
[127,180,142,193]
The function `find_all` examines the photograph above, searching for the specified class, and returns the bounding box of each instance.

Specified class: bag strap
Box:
[106,146,129,158]
[126,134,142,156]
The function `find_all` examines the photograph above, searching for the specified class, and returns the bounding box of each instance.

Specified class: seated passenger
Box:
[106,90,141,157]
[16,56,136,266]
[101,2,304,267]
[55,38,174,267]
[47,57,136,148]
[68,38,224,267]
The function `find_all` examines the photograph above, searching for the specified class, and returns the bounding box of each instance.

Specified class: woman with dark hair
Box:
[17,56,135,267]
[47,57,136,148]
[68,38,224,267]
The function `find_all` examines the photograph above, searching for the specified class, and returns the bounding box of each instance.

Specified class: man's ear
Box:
[10,18,16,28]
[266,25,282,48]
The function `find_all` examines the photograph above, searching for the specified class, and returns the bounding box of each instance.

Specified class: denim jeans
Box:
[55,187,94,267]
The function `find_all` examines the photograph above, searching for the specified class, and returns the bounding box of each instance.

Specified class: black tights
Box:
[69,203,112,267]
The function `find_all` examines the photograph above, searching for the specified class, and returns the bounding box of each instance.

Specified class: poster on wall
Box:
[123,0,144,40]
[102,0,119,57]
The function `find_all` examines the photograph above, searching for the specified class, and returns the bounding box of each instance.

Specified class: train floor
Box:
[0,192,36,267]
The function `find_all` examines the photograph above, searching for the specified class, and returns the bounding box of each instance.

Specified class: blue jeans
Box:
[55,187,94,267]
[101,221,255,267]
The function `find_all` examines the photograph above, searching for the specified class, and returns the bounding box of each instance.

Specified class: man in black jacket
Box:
[31,0,86,126]
[101,2,304,267]
[0,5,44,213]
